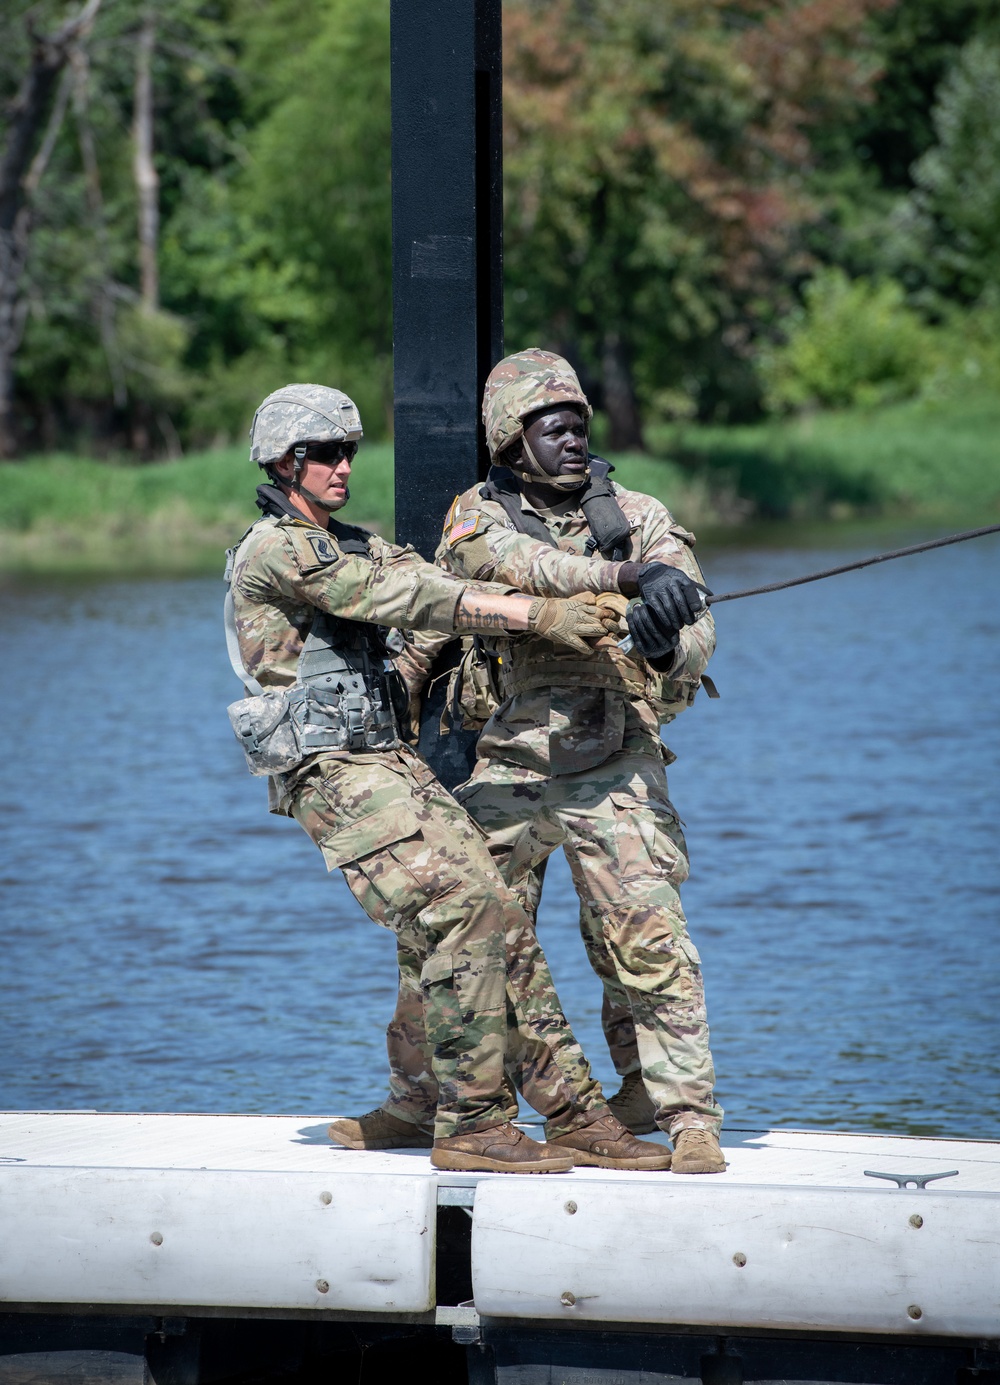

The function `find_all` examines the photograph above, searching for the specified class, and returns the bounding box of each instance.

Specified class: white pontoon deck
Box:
[1,1111,996,1345]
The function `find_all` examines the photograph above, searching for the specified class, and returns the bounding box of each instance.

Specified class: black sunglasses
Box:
[298,440,358,464]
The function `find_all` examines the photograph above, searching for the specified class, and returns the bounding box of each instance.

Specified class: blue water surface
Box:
[1,529,997,1136]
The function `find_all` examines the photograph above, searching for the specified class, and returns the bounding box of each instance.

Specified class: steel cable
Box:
[706,522,1000,606]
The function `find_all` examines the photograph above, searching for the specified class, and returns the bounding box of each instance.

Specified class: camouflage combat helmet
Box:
[482,349,593,491]
[250,384,363,468]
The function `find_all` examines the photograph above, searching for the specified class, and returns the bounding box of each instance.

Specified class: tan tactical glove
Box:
[589,592,630,649]
[526,591,612,654]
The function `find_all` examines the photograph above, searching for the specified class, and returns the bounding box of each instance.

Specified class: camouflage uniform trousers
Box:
[288,742,606,1141]
[456,751,723,1140]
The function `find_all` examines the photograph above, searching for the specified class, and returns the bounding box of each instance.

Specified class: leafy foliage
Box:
[502,0,889,433]
[171,0,394,440]
[907,37,1000,305]
[761,269,932,411]
[1,0,1000,459]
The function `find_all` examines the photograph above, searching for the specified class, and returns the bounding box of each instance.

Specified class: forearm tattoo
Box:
[456,604,511,632]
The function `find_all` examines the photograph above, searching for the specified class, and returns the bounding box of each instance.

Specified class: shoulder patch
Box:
[305,533,341,566]
[447,515,480,547]
[443,495,462,532]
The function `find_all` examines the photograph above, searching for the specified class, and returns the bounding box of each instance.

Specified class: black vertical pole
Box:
[391,0,503,558]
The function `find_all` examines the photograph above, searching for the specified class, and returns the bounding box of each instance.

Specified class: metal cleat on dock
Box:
[863,1168,960,1189]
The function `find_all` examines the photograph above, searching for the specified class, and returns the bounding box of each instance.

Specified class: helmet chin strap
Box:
[510,437,590,494]
[292,445,350,511]
[298,483,350,511]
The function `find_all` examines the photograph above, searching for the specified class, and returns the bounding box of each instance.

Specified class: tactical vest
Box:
[477,462,703,720]
[224,502,407,775]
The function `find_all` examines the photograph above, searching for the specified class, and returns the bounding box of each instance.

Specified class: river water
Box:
[1,527,997,1137]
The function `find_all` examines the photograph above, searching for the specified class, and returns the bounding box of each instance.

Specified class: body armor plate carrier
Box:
[419,456,634,791]
[224,499,408,776]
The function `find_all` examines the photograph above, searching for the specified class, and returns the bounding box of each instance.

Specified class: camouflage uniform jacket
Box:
[435,480,716,777]
[231,510,475,811]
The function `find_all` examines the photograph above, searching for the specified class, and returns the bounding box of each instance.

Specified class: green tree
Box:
[502,0,888,440]
[165,0,393,440]
[0,0,103,455]
[832,0,1000,193]
[907,37,1000,305]
[5,0,243,454]
[793,0,1000,306]
[760,268,932,411]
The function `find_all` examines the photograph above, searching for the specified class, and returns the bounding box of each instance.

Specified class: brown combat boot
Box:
[607,1072,658,1135]
[328,1108,434,1150]
[431,1121,574,1174]
[671,1128,726,1174]
[547,1112,671,1170]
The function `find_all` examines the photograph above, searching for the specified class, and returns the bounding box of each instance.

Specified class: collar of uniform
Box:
[255,483,328,529]
[256,485,373,559]
[517,486,587,532]
[516,485,582,524]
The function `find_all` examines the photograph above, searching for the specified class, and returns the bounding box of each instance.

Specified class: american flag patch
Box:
[447,515,480,546]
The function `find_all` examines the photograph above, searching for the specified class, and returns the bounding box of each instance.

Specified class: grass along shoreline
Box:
[1,393,998,576]
[0,443,396,578]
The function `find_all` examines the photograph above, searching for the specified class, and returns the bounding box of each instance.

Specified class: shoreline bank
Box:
[2,394,997,577]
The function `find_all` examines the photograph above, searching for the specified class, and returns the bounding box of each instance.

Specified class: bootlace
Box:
[358,1108,416,1129]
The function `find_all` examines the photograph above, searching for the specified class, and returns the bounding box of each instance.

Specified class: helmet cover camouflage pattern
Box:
[250,384,363,467]
[482,349,592,460]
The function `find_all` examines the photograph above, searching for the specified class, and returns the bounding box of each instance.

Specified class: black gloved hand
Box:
[635,563,711,634]
[626,600,681,663]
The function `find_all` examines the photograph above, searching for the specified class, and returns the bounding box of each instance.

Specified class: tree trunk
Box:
[601,330,645,452]
[72,47,126,409]
[133,12,159,312]
[0,0,103,456]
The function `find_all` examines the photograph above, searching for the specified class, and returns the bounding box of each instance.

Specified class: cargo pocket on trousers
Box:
[677,935,703,1004]
[608,790,689,886]
[420,943,506,1048]
[420,953,463,1046]
[319,801,438,928]
[318,800,421,871]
